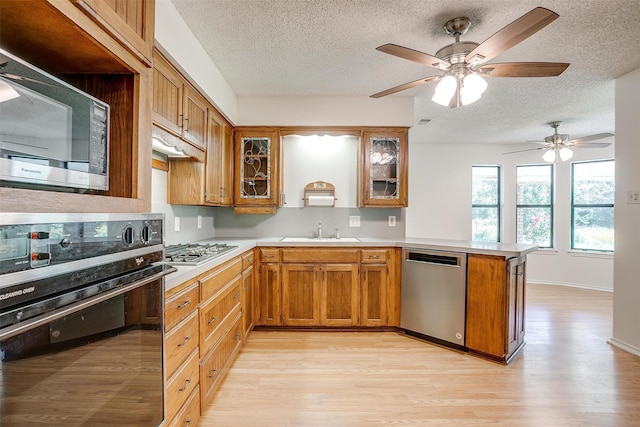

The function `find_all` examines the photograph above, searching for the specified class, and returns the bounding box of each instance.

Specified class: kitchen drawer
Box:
[165,310,199,379]
[165,281,199,332]
[199,275,242,355]
[282,248,359,263]
[166,349,199,423]
[167,384,200,427]
[200,310,243,409]
[242,250,255,270]
[259,247,280,263]
[361,249,389,263]
[200,256,242,302]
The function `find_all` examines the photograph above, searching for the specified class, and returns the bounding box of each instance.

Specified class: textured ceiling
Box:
[170,0,640,146]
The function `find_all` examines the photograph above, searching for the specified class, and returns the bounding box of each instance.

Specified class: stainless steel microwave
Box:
[0,48,110,192]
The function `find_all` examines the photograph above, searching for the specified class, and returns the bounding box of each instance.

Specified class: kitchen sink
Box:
[280,237,360,242]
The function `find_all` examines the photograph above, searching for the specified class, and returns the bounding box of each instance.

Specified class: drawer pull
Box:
[177,300,191,309]
[368,255,380,259]
[177,336,191,347]
[208,369,218,379]
[208,316,217,325]
[178,378,191,392]
[233,293,240,299]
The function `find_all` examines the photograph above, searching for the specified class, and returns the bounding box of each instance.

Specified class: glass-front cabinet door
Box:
[234,128,281,211]
[360,129,408,207]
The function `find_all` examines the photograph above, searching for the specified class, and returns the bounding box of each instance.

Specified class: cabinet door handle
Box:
[177,336,191,347]
[184,117,189,132]
[177,300,191,309]
[233,292,240,299]
[208,316,217,325]
[208,369,218,379]
[178,378,191,392]
[235,333,241,341]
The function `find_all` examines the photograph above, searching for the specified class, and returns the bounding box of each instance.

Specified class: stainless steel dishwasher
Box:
[400,248,467,348]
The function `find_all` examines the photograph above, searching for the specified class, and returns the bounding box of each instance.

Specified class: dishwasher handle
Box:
[405,251,462,266]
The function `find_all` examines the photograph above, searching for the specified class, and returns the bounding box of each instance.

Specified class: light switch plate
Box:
[349,216,361,227]
[174,216,180,232]
[197,215,203,229]
[388,215,396,226]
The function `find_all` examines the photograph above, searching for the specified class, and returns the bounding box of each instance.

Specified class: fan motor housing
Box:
[435,41,479,65]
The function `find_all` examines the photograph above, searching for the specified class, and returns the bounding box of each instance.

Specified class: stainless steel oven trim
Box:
[0,265,176,341]
[0,243,165,289]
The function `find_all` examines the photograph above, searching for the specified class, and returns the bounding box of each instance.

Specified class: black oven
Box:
[0,213,175,426]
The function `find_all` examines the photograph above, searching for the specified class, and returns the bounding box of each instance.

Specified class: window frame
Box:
[471,165,501,242]
[515,163,555,249]
[570,159,615,252]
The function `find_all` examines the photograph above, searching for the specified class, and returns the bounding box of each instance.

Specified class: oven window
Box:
[0,280,164,426]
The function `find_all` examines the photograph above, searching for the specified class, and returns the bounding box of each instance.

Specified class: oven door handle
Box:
[0,265,176,341]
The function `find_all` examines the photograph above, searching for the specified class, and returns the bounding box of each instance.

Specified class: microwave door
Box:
[0,77,72,162]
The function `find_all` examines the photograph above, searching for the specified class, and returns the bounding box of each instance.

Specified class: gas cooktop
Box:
[163,243,238,266]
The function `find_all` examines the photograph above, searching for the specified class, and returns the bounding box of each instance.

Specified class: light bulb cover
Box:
[559,147,573,161]
[432,75,457,106]
[461,73,487,105]
[543,149,556,163]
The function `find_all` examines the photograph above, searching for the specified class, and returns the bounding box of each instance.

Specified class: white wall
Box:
[237,96,414,127]
[155,0,238,123]
[612,67,640,355]
[406,135,615,291]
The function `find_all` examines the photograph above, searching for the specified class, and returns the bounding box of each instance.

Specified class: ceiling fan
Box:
[504,121,614,163]
[371,7,569,108]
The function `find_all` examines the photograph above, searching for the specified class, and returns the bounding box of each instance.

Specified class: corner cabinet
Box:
[234,128,282,214]
[359,129,409,207]
[466,254,527,363]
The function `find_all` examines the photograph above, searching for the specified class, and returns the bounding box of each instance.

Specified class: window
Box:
[472,166,500,242]
[516,165,554,248]
[571,160,614,251]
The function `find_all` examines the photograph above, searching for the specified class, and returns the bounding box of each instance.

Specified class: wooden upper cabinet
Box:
[204,109,233,206]
[152,50,207,152]
[72,0,155,66]
[182,85,208,151]
[359,129,409,207]
[153,52,183,136]
[234,128,281,213]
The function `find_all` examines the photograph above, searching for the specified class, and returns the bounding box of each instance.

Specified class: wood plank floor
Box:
[199,284,640,426]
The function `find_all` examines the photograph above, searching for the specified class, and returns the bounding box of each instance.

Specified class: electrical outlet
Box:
[388,215,396,227]
[174,216,180,232]
[349,216,361,227]
[627,190,640,204]
[197,215,203,229]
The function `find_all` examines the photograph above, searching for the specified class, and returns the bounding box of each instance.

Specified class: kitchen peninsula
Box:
[163,234,536,422]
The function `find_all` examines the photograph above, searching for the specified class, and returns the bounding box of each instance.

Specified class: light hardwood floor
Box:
[200,284,640,426]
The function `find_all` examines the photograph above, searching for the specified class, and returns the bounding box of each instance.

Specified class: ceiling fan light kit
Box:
[371,7,569,108]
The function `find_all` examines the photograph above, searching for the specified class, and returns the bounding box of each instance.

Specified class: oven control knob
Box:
[122,225,135,247]
[140,224,152,244]
[60,238,71,248]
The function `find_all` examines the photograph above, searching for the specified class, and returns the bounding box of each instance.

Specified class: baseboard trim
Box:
[527,281,613,293]
[607,337,640,357]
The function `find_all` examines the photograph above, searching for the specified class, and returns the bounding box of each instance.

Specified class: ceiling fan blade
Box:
[478,62,569,77]
[376,44,450,70]
[568,133,615,145]
[465,7,559,65]
[370,75,439,98]
[503,147,547,155]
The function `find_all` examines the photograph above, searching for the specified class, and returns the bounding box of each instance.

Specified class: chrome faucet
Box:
[318,221,322,239]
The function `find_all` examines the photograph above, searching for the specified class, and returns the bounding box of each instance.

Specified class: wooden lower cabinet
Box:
[242,251,255,336]
[165,250,253,424]
[466,253,527,363]
[200,311,243,409]
[167,385,200,427]
[256,247,398,328]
